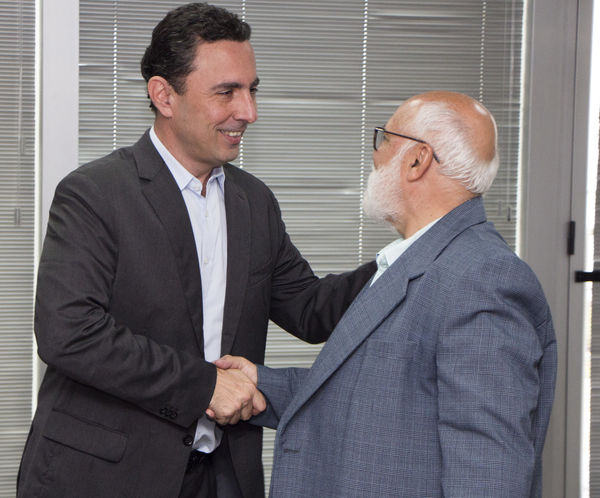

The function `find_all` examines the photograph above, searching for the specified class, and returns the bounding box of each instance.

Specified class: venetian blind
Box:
[0,0,36,495]
[78,0,524,492]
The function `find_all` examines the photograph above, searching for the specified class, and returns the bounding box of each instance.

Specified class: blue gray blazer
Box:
[256,196,557,498]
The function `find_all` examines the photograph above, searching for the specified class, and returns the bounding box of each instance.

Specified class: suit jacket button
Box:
[183,435,194,446]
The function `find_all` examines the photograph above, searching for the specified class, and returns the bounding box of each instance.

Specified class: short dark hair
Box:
[141,2,251,109]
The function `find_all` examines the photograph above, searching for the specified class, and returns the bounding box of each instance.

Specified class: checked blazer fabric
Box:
[255,196,557,498]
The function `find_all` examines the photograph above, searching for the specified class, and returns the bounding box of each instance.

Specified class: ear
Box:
[147,76,175,118]
[406,143,434,182]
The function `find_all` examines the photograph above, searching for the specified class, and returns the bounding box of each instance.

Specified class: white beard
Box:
[361,161,404,227]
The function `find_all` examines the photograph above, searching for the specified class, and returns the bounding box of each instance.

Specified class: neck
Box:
[395,189,476,239]
[153,118,216,182]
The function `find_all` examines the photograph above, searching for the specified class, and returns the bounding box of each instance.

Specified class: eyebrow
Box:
[211,78,260,91]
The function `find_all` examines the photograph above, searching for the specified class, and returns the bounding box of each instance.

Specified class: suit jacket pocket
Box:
[43,409,127,463]
[362,338,415,360]
[247,257,273,287]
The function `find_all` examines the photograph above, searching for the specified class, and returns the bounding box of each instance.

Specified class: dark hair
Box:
[141,2,251,109]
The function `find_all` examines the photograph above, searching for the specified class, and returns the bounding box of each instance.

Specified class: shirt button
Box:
[183,435,194,446]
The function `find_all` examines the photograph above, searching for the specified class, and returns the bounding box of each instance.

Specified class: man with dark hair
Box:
[17,3,375,497]
[140,2,252,111]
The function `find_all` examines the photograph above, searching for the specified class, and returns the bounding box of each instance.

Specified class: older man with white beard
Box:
[214,91,557,498]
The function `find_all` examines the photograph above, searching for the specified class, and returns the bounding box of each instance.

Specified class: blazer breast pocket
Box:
[355,337,418,390]
[247,256,273,287]
[362,337,416,360]
[43,409,128,463]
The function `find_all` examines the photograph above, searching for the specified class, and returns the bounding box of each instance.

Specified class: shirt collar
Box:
[149,126,225,192]
[377,217,441,269]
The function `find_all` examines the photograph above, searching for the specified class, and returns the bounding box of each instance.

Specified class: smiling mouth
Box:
[221,130,243,138]
[220,129,244,147]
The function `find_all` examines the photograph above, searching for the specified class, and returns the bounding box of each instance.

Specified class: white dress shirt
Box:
[371,218,441,286]
[150,127,227,453]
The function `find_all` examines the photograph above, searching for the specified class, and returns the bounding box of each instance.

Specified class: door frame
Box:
[521,0,596,495]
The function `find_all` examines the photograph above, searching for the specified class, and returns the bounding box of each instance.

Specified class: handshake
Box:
[205,355,266,425]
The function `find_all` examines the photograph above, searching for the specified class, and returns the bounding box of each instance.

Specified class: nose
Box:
[234,91,257,124]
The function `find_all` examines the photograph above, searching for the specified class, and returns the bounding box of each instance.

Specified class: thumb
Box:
[214,355,234,369]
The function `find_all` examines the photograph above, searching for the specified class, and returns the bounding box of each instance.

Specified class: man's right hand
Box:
[215,355,258,384]
[206,360,265,425]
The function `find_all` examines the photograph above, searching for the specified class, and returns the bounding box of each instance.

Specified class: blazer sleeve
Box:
[436,254,555,497]
[34,171,215,428]
[266,191,376,343]
[251,365,309,429]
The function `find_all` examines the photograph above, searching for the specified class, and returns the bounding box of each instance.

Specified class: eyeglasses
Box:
[373,127,440,163]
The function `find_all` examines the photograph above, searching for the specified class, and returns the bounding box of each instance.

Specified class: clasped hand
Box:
[205,355,265,425]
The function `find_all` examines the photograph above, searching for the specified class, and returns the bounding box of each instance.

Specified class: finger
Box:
[228,410,241,425]
[205,408,216,420]
[240,401,254,421]
[252,391,267,415]
[245,363,258,385]
[214,415,229,426]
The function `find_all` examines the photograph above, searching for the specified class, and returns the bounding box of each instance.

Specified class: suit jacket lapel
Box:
[220,165,251,355]
[277,256,414,431]
[278,196,489,430]
[134,131,205,353]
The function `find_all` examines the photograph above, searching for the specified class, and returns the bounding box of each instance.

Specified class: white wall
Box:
[40,0,78,235]
[36,0,79,390]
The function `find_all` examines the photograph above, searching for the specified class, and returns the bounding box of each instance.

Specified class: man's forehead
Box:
[191,40,258,84]
[193,39,255,64]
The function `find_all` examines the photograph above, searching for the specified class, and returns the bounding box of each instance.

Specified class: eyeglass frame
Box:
[373,126,440,163]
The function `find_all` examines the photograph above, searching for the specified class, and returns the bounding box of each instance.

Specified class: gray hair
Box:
[411,101,499,194]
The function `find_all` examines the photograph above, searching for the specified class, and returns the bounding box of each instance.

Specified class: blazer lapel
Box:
[220,165,251,355]
[134,132,205,353]
[277,196,489,430]
[277,256,414,432]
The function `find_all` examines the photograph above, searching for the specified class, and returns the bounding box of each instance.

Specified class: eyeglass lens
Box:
[374,129,383,150]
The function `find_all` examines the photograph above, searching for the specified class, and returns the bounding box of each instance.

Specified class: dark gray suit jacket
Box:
[17,131,375,498]
[255,197,556,497]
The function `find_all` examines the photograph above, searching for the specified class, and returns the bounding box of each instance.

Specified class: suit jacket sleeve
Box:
[266,192,376,344]
[35,171,215,428]
[436,253,556,497]
[251,365,309,429]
